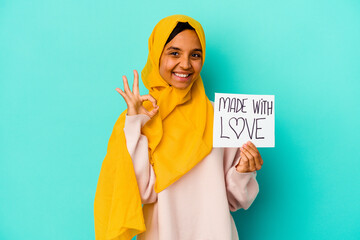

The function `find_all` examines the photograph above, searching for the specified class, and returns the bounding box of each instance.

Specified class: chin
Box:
[170,77,195,89]
[171,82,191,89]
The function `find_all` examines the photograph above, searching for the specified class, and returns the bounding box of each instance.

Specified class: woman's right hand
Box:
[116,69,159,118]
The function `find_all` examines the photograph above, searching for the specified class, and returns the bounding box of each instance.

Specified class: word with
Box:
[252,99,273,116]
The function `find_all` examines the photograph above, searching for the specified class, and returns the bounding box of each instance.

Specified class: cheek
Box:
[160,58,175,75]
[193,61,203,74]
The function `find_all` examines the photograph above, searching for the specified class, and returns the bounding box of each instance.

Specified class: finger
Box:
[122,75,132,95]
[243,142,258,156]
[115,88,131,104]
[241,146,256,172]
[133,70,140,96]
[243,143,262,170]
[246,141,260,153]
[239,152,249,168]
[254,157,262,170]
[147,105,159,118]
[141,103,159,117]
[140,94,158,108]
[244,142,263,169]
[237,151,249,172]
[260,158,264,167]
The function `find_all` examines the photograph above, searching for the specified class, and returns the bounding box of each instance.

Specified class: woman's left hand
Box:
[236,141,263,173]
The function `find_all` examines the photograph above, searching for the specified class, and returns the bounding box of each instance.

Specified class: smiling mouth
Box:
[174,73,190,78]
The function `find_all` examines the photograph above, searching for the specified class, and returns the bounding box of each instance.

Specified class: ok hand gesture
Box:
[236,141,263,173]
[116,70,159,118]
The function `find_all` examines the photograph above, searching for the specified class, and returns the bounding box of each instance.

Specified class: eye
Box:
[192,53,201,58]
[170,52,179,56]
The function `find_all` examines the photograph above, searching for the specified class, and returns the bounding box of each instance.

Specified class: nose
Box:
[179,56,191,69]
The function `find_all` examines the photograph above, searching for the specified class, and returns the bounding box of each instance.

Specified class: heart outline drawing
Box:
[229,117,245,139]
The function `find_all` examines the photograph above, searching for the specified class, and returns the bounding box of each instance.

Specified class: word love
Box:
[213,93,275,148]
[220,117,265,140]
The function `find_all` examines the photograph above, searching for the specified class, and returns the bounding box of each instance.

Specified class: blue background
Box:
[1,0,359,239]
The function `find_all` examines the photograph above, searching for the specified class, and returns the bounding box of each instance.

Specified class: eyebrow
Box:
[166,46,202,52]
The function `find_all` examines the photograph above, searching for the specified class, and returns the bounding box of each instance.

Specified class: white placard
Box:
[213,93,275,148]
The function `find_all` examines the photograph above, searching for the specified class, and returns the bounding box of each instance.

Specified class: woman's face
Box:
[159,29,203,89]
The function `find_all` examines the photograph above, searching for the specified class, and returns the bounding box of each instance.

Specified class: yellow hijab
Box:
[94,14,214,240]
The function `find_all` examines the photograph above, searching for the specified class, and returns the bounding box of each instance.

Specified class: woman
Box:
[94,14,263,240]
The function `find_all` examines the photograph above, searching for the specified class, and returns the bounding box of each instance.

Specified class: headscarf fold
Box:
[94,14,213,240]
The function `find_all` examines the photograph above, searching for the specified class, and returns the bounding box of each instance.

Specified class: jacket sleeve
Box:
[223,147,259,212]
[123,114,157,204]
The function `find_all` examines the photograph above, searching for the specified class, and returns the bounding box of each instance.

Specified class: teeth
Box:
[174,73,190,78]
